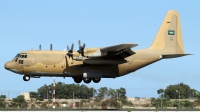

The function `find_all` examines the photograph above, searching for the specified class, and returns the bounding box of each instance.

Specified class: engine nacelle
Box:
[69,48,107,61]
[84,48,107,58]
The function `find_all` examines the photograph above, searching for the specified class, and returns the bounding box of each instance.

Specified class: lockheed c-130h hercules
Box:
[5,10,190,84]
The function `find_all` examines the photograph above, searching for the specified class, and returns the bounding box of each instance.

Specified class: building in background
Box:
[20,92,30,101]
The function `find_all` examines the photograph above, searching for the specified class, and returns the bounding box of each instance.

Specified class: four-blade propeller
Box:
[67,43,74,59]
[77,40,86,56]
[66,40,85,59]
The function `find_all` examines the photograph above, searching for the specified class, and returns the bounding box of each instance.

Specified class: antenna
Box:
[39,44,42,50]
[50,44,52,50]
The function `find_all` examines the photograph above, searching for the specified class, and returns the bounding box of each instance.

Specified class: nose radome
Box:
[4,61,15,70]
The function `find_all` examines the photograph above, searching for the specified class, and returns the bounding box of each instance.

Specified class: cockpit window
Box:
[15,54,20,57]
[19,54,27,58]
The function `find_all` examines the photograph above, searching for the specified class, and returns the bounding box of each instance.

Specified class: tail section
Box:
[149,10,185,55]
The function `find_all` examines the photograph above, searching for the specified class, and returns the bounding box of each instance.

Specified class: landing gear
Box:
[73,77,82,83]
[92,78,101,83]
[73,76,101,83]
[83,78,91,84]
[23,75,30,81]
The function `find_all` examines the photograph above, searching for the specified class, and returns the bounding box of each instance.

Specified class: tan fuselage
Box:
[6,49,161,78]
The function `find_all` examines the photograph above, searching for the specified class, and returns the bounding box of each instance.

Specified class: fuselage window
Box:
[20,55,24,58]
[19,60,23,64]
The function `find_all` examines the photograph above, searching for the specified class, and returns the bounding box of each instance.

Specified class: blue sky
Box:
[0,1,199,98]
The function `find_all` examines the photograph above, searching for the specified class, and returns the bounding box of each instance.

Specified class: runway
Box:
[0,109,200,112]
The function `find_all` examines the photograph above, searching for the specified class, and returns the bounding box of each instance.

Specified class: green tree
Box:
[0,95,6,98]
[29,92,38,98]
[190,89,198,98]
[117,87,126,99]
[157,89,164,98]
[158,83,198,99]
[151,98,171,109]
[107,88,117,98]
[97,87,108,99]
[13,95,27,108]
[37,82,96,99]
[0,98,5,108]
[13,95,25,103]
[37,84,51,100]
[181,100,194,108]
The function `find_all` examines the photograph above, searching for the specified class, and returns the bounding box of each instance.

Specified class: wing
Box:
[83,43,138,64]
[101,43,137,58]
[101,43,137,52]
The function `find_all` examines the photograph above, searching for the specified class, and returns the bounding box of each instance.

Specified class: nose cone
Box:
[4,61,15,70]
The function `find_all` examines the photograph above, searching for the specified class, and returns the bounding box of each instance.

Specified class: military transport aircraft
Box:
[4,10,190,83]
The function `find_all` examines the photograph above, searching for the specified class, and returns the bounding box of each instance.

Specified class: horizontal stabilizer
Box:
[162,54,191,59]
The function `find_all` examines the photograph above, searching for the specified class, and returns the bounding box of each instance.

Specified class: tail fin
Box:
[149,10,185,55]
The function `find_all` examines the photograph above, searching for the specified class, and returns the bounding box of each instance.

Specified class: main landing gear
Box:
[73,77,101,84]
[73,77,82,83]
[23,75,30,81]
[83,78,91,83]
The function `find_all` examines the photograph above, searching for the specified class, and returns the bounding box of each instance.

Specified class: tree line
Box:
[30,82,127,101]
[1,82,200,109]
[157,83,199,99]
[152,83,200,109]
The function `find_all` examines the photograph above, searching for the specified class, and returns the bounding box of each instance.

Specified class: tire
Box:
[73,77,82,83]
[83,78,91,84]
[92,78,101,83]
[23,75,30,81]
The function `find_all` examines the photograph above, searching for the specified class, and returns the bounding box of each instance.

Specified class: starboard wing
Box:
[100,43,137,59]
[101,43,137,52]
[82,43,138,64]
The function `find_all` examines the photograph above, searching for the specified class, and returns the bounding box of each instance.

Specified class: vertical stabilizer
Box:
[149,10,184,54]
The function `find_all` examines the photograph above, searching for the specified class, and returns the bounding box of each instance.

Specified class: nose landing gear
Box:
[23,75,30,81]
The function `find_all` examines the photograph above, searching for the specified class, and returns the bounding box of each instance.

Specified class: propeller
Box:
[67,43,74,59]
[77,40,86,56]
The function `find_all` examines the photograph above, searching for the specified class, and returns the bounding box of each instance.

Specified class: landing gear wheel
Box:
[73,77,82,83]
[92,78,101,83]
[23,75,30,81]
[83,78,91,84]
